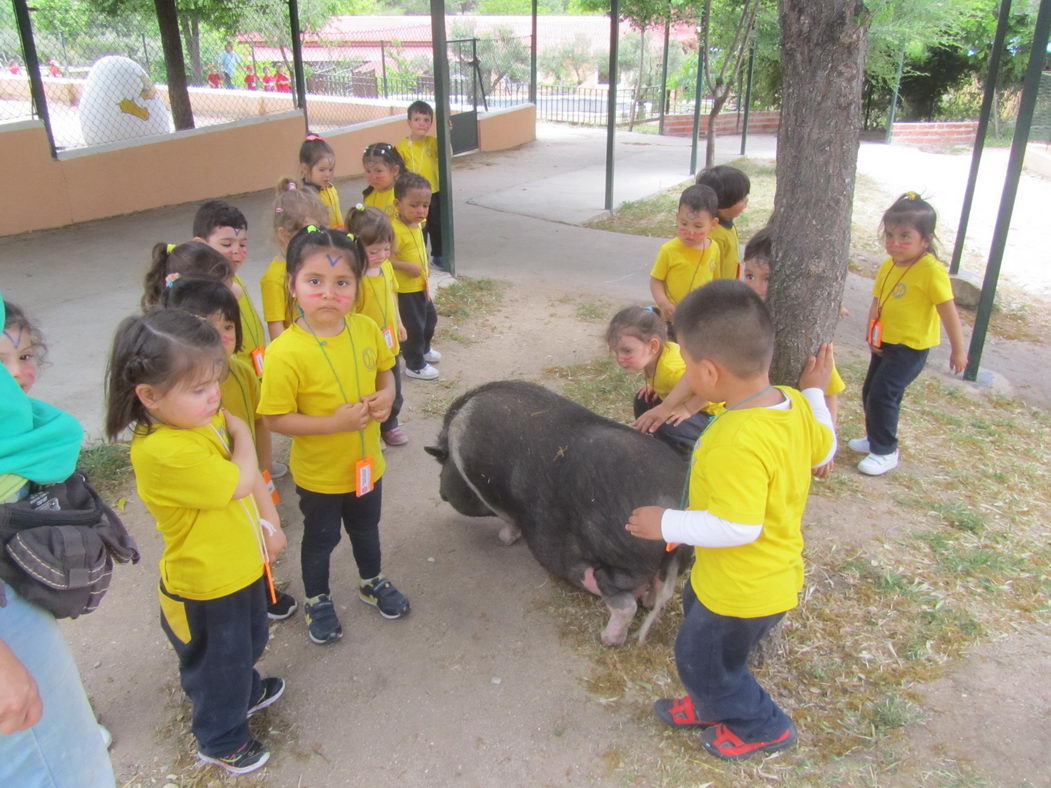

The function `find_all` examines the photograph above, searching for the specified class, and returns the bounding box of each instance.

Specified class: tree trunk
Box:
[154,0,194,131]
[704,92,728,168]
[767,0,869,386]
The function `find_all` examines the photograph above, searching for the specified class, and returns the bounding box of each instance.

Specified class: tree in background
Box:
[450,20,530,94]
[539,32,599,84]
[767,0,868,386]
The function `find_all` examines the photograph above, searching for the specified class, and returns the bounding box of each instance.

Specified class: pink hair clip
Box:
[286,181,297,191]
[304,133,324,142]
[164,273,181,288]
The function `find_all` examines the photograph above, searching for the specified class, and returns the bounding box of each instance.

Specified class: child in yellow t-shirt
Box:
[192,200,267,381]
[627,280,836,762]
[606,305,714,457]
[397,100,443,269]
[347,204,409,447]
[649,184,722,334]
[390,172,440,381]
[259,226,408,647]
[362,142,405,220]
[105,308,287,775]
[163,277,298,620]
[260,178,328,341]
[849,193,967,477]
[740,227,845,478]
[696,165,751,280]
[299,134,343,230]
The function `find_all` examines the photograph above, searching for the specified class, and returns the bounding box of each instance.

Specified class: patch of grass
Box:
[77,442,131,498]
[575,302,609,323]
[416,376,463,419]
[543,357,638,422]
[433,277,505,347]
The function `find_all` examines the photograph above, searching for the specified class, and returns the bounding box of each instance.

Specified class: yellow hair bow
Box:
[904,191,919,201]
[166,243,176,253]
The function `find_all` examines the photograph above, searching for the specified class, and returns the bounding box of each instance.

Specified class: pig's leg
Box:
[600,591,637,647]
[498,523,522,545]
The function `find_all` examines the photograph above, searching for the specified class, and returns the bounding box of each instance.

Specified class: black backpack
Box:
[0,473,139,619]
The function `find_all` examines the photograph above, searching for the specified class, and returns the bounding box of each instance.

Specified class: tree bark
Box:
[767,0,869,386]
[154,0,193,131]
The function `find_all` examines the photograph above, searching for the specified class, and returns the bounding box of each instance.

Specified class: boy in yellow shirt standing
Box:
[696,164,751,280]
[397,101,443,269]
[627,280,836,761]
[649,185,721,334]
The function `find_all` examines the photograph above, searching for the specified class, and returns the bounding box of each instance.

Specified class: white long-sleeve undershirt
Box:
[659,387,837,548]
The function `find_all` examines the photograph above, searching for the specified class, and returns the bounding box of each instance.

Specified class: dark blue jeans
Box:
[861,344,929,455]
[297,481,383,598]
[675,582,790,742]
[633,392,711,459]
[159,575,268,757]
[398,291,437,372]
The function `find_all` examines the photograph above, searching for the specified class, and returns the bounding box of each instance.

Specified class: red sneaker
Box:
[700,721,797,761]
[653,695,717,729]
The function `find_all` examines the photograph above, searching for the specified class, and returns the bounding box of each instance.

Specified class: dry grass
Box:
[538,354,1050,785]
[433,277,504,346]
[78,442,132,501]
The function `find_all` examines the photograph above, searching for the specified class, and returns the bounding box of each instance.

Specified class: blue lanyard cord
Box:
[679,385,775,509]
[296,309,368,456]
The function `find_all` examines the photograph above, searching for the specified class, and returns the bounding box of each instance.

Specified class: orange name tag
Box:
[262,468,280,505]
[382,326,395,349]
[355,456,375,497]
[251,346,265,376]
[867,319,883,348]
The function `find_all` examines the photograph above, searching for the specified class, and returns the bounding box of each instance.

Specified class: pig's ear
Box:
[424,445,448,461]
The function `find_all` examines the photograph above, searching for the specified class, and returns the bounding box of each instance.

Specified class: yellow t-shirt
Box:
[358,261,401,355]
[650,238,722,305]
[708,221,740,280]
[257,315,395,494]
[650,342,686,399]
[260,257,294,328]
[130,412,264,601]
[364,187,397,220]
[392,217,429,294]
[871,253,954,350]
[314,184,343,230]
[221,356,260,443]
[397,135,439,192]
[828,363,846,397]
[234,274,266,377]
[688,387,833,618]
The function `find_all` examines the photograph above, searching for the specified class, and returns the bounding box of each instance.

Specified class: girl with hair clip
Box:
[259,178,329,341]
[162,278,298,621]
[361,142,406,220]
[849,192,968,477]
[299,134,342,230]
[141,241,232,311]
[259,225,409,647]
[1,295,115,787]
[346,204,409,446]
[105,308,286,776]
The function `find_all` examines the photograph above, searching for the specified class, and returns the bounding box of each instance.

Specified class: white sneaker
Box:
[424,348,442,364]
[847,437,870,453]
[858,450,899,476]
[405,363,439,381]
[270,460,288,479]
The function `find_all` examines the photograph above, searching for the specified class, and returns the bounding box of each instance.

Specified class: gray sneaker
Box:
[304,594,343,645]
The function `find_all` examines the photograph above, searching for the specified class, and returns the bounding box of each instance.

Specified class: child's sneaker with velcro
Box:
[267,590,297,620]
[700,721,797,761]
[198,738,270,775]
[304,594,343,645]
[359,576,410,619]
[653,695,717,729]
[248,677,285,716]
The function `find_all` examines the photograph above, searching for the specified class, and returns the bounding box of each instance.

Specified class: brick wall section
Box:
[890,121,978,146]
[661,109,780,137]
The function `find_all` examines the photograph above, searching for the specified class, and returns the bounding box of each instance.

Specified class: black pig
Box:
[425,381,691,646]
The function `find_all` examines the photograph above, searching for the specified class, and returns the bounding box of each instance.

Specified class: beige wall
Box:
[478,105,536,151]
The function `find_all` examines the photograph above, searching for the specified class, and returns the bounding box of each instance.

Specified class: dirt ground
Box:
[3,123,1047,786]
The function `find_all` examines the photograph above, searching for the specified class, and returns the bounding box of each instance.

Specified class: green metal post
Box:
[431,0,456,275]
[604,0,620,211]
[964,0,1051,382]
[12,0,56,157]
[739,44,754,156]
[530,0,538,105]
[689,24,706,174]
[658,14,671,135]
[884,47,904,143]
[950,0,1011,275]
[289,0,308,128]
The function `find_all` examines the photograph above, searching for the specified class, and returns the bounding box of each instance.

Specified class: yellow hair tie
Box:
[305,225,319,233]
[905,191,919,201]
[166,243,176,253]
[347,231,356,241]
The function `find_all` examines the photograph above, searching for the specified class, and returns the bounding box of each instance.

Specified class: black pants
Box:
[426,193,442,258]
[633,393,710,459]
[382,354,403,432]
[675,582,790,742]
[861,344,929,455]
[398,291,437,372]
[297,481,383,599]
[159,576,268,757]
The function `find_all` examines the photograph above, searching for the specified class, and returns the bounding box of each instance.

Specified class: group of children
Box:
[610,167,967,759]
